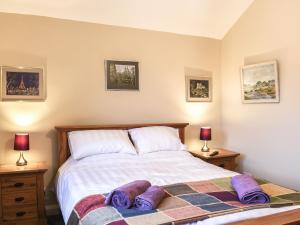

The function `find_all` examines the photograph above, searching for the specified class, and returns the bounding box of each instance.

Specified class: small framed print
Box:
[241,61,279,103]
[1,66,45,101]
[105,60,139,91]
[186,76,212,102]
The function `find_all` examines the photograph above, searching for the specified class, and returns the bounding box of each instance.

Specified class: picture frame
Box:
[185,76,212,102]
[241,61,279,103]
[1,66,45,101]
[105,60,139,91]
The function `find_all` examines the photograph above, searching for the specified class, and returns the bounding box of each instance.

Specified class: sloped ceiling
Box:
[0,0,254,39]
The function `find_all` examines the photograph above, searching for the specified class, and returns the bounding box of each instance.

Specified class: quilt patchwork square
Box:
[124,212,172,225]
[207,191,239,202]
[107,220,129,225]
[81,207,121,225]
[199,203,237,212]
[157,196,189,211]
[164,183,197,196]
[226,201,255,208]
[116,207,157,218]
[164,206,208,220]
[187,181,223,193]
[270,196,293,205]
[277,193,300,202]
[74,194,105,218]
[179,193,220,206]
[261,183,295,196]
[211,177,234,191]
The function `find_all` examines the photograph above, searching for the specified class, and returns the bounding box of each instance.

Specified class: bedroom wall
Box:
[221,0,300,190]
[0,13,222,188]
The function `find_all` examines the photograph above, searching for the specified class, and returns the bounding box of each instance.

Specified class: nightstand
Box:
[191,149,240,171]
[0,162,48,225]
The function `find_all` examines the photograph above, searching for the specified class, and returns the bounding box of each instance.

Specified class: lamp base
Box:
[16,152,27,166]
[201,141,210,152]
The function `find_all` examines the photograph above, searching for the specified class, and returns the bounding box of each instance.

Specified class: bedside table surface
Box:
[191,148,240,159]
[0,162,48,175]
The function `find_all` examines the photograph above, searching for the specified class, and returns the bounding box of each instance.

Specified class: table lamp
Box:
[14,133,29,166]
[200,127,211,152]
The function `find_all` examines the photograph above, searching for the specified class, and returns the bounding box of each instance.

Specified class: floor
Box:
[47,214,65,225]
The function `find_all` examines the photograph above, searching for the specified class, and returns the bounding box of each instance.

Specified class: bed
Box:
[55,123,300,225]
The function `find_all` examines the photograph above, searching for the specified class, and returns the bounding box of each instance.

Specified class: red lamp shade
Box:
[200,127,211,141]
[14,133,30,151]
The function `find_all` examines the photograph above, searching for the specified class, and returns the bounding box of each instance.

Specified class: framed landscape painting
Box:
[1,66,45,101]
[186,76,212,102]
[241,61,279,103]
[105,60,139,91]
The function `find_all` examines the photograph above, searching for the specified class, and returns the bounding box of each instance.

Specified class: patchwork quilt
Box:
[67,177,300,225]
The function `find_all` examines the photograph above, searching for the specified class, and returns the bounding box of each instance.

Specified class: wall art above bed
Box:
[105,60,139,91]
[241,61,279,104]
[185,76,212,102]
[0,66,45,101]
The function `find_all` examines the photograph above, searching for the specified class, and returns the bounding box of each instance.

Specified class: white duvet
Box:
[56,151,300,225]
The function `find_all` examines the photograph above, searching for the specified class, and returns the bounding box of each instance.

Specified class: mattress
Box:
[56,151,300,225]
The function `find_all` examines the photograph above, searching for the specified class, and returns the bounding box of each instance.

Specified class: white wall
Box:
[0,13,222,188]
[2,0,300,192]
[221,0,300,190]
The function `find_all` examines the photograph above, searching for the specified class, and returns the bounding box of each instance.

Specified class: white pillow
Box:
[129,126,187,154]
[68,130,136,160]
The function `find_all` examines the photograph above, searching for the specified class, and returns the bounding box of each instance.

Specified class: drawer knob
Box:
[15,197,25,202]
[14,182,25,188]
[16,211,26,217]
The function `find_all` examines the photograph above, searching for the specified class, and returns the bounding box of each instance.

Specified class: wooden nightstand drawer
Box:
[3,205,37,221]
[2,176,36,192]
[2,189,37,207]
[208,157,235,169]
[1,219,41,225]
[0,163,48,225]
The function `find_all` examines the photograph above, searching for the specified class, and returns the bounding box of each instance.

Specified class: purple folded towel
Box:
[231,174,270,204]
[105,180,151,209]
[134,185,166,210]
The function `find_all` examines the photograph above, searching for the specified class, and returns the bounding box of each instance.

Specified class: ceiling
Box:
[0,0,254,39]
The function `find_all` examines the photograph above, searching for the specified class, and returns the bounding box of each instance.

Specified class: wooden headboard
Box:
[55,123,189,167]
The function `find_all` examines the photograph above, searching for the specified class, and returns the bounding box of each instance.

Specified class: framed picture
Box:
[241,61,279,103]
[1,66,45,101]
[185,76,212,102]
[105,60,139,91]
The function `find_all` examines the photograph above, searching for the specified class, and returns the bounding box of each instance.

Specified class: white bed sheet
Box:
[56,151,300,225]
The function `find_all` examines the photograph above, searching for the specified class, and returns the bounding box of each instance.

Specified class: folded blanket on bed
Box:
[231,174,270,204]
[134,185,166,210]
[104,180,151,209]
[68,177,300,225]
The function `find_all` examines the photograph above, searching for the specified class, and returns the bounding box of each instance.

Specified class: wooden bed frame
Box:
[55,122,300,225]
[55,122,189,167]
